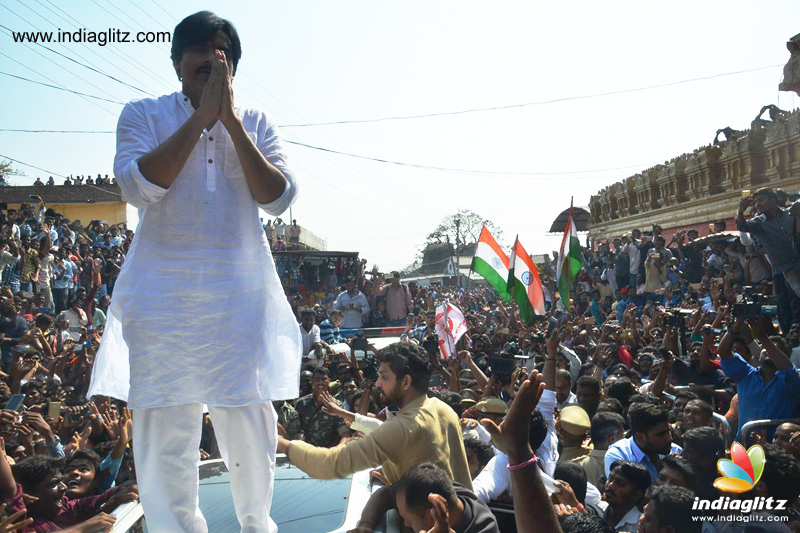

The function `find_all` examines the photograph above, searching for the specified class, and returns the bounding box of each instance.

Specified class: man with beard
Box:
[604,404,681,483]
[277,342,471,487]
[718,316,800,440]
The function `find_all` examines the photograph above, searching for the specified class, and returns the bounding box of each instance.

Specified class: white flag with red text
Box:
[435,302,468,359]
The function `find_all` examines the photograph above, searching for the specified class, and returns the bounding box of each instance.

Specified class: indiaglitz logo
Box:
[714,443,765,493]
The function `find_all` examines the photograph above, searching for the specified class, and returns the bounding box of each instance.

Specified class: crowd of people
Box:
[0,185,799,532]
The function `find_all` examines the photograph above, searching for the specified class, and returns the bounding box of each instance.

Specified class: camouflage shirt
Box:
[294,393,349,447]
[276,402,301,439]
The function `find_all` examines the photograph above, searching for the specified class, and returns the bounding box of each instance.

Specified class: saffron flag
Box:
[506,236,546,322]
[435,302,468,359]
[470,226,511,302]
[557,206,583,308]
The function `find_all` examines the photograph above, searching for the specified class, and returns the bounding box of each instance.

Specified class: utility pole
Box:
[454,215,461,288]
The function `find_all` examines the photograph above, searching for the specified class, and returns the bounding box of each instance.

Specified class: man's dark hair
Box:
[554,462,588,504]
[463,438,494,469]
[11,455,63,492]
[171,11,242,75]
[643,485,701,533]
[395,463,457,511]
[312,366,330,379]
[345,276,356,284]
[559,513,615,533]
[660,455,697,491]
[629,403,668,435]
[682,427,725,462]
[300,309,315,319]
[376,342,431,393]
[597,398,623,415]
[607,378,636,409]
[529,410,548,450]
[576,376,600,394]
[758,444,800,501]
[591,412,625,446]
[753,187,778,205]
[66,449,102,471]
[609,460,651,492]
[437,389,463,417]
[628,393,661,406]
[674,390,699,402]
[20,380,43,395]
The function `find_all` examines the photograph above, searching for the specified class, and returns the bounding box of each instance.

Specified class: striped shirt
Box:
[737,208,800,274]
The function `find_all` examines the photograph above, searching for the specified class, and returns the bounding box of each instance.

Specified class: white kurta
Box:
[88,92,302,409]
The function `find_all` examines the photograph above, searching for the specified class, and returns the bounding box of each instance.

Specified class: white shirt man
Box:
[333,280,370,329]
[88,12,301,533]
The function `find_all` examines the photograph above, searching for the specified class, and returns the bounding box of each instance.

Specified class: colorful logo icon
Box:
[714,443,765,493]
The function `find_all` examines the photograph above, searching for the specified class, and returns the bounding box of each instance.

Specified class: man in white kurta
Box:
[88,11,301,533]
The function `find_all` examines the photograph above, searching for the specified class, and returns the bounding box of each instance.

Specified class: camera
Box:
[732,286,778,319]
[490,352,515,385]
[422,335,440,356]
[663,313,683,327]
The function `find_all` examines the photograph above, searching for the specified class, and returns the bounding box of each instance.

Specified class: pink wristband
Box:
[507,455,538,471]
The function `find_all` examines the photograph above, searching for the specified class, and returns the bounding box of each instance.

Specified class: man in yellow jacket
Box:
[277,342,472,489]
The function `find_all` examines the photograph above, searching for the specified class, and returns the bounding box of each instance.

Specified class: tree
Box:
[425,209,504,252]
[0,160,25,186]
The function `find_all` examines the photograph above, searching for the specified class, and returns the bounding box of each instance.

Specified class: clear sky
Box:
[1,1,799,271]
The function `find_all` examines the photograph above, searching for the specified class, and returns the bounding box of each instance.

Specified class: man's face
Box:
[554,378,571,405]
[391,274,401,287]
[301,314,315,331]
[342,381,358,405]
[753,194,775,214]
[311,372,329,398]
[637,500,661,533]
[655,466,688,488]
[772,423,800,454]
[30,472,67,518]
[424,312,435,328]
[376,362,403,407]
[672,397,690,424]
[639,422,673,455]
[299,371,313,396]
[396,489,432,532]
[465,448,482,479]
[604,470,642,509]
[682,401,710,430]
[345,281,356,294]
[174,31,234,98]
[576,385,600,415]
[64,459,97,498]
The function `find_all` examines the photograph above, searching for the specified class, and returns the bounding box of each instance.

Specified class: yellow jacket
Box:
[287,394,472,489]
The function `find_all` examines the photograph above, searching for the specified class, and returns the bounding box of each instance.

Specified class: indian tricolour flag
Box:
[506,236,546,322]
[557,205,584,308]
[471,226,511,302]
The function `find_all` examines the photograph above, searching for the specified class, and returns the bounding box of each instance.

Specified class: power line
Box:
[0,71,125,104]
[283,140,655,178]
[0,153,67,177]
[0,128,655,178]
[31,0,174,96]
[279,64,784,128]
[0,51,118,117]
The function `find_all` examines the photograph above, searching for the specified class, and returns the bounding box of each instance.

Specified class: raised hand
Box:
[481,370,545,463]
[218,51,235,124]
[0,502,33,532]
